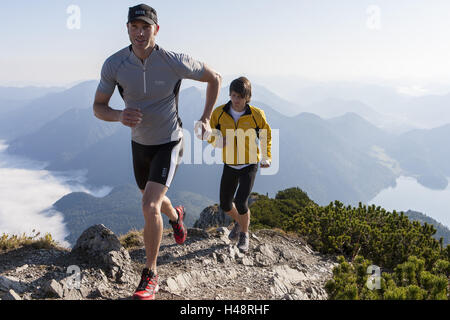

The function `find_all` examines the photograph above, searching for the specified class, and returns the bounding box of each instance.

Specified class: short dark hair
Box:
[229,77,252,103]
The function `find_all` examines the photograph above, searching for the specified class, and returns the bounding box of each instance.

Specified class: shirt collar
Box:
[224,101,252,116]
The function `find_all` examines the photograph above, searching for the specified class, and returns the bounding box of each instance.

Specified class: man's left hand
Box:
[194,118,212,141]
[260,159,271,168]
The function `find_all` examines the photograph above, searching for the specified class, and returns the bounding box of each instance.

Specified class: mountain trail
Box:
[0,224,337,300]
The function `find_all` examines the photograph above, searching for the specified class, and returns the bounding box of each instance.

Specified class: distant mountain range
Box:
[1,80,450,238]
[3,81,450,205]
[0,86,64,101]
[0,81,124,140]
[248,78,450,131]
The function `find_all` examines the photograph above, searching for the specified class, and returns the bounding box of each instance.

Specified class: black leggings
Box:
[220,164,258,215]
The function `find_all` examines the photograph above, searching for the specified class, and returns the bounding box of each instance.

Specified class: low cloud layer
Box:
[0,141,112,248]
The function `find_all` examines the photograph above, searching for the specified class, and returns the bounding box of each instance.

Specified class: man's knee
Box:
[142,199,160,218]
[235,200,249,215]
[220,201,233,213]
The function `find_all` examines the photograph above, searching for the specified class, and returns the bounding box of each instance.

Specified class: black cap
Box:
[128,4,158,25]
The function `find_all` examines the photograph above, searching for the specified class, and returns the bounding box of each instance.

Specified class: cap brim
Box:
[128,16,156,25]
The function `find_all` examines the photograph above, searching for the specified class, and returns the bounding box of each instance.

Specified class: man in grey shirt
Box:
[93,4,221,300]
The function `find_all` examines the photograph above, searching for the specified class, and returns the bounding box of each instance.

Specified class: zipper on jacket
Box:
[142,58,148,94]
[235,117,240,164]
[225,112,249,164]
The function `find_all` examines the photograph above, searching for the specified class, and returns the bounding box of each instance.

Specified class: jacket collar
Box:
[223,101,252,116]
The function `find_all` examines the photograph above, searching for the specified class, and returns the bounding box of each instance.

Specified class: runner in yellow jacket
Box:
[208,77,272,253]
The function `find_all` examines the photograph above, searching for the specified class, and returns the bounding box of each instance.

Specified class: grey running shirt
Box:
[97,45,205,146]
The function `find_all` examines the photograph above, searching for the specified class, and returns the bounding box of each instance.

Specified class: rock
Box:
[303,244,314,254]
[62,287,83,300]
[217,253,230,264]
[90,283,112,298]
[78,286,90,298]
[15,264,29,273]
[237,256,254,266]
[164,268,238,295]
[229,245,244,260]
[166,277,181,293]
[0,275,24,293]
[193,205,233,229]
[217,227,231,244]
[271,275,291,297]
[273,265,308,284]
[0,225,335,301]
[216,227,230,236]
[44,279,64,298]
[283,293,294,300]
[71,224,133,283]
[22,292,33,300]
[280,249,297,261]
[202,259,213,266]
[254,243,277,266]
[270,265,310,299]
[187,228,210,239]
[2,289,22,300]
[258,244,276,260]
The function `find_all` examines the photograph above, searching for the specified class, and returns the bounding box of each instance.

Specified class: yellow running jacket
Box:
[208,102,272,165]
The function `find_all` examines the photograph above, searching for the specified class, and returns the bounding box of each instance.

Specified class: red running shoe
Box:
[133,268,159,300]
[170,206,187,245]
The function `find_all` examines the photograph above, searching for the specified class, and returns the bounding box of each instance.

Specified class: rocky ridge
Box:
[0,205,338,300]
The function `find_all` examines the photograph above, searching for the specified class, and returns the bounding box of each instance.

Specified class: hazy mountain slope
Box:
[398,93,450,128]
[384,124,450,189]
[405,210,450,246]
[8,107,118,163]
[0,81,124,141]
[0,81,99,140]
[0,86,64,101]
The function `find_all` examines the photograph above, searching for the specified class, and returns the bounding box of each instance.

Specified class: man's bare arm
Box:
[194,64,222,140]
[93,90,142,127]
[93,90,121,122]
[198,64,222,122]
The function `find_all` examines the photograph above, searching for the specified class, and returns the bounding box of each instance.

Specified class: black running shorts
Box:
[219,164,258,215]
[131,138,183,190]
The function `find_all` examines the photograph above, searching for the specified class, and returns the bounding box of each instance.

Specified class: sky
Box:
[1,0,450,241]
[1,0,450,87]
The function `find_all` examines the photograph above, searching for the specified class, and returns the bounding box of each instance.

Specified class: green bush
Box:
[325,255,448,300]
[250,187,450,300]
